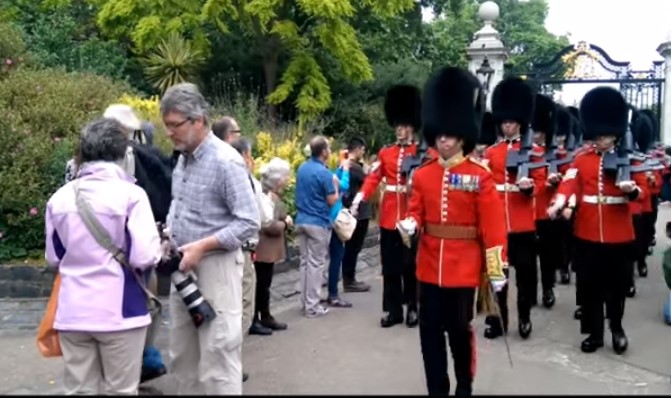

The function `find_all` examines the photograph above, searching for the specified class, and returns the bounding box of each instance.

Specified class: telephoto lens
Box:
[171,269,217,328]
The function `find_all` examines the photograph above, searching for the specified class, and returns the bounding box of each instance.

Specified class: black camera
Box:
[158,226,217,328]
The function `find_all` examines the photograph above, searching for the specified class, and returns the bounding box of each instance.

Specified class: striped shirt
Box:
[167,133,260,249]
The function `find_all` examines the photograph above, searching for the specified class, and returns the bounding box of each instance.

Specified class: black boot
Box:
[612,330,628,355]
[638,262,648,278]
[380,312,404,328]
[343,277,371,293]
[574,307,583,320]
[542,289,556,309]
[559,270,571,285]
[483,316,505,339]
[249,320,273,336]
[518,319,532,339]
[626,285,637,298]
[581,335,604,353]
[260,315,288,331]
[455,384,472,396]
[406,307,419,328]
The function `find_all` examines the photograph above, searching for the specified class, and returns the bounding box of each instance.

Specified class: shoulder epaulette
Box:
[468,157,491,172]
[418,157,438,170]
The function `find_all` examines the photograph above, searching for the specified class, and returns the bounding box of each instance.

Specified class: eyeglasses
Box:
[164,118,191,131]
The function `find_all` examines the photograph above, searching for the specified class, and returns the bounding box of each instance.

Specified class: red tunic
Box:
[556,148,648,243]
[407,154,508,288]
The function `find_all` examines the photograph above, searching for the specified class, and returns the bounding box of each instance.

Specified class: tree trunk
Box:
[263,50,279,125]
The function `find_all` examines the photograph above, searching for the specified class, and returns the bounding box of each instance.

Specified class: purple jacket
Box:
[45,162,162,332]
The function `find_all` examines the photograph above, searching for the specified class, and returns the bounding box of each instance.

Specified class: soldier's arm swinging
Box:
[475,172,509,282]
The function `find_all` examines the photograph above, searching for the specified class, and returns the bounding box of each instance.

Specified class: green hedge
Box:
[0,68,132,261]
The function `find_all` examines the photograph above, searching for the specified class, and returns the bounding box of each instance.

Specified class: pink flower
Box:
[29,207,38,216]
[5,58,12,66]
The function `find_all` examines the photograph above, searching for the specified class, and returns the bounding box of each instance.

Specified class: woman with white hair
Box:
[253,157,293,331]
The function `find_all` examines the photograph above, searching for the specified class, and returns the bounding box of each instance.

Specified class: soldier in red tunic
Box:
[531,94,560,308]
[481,77,546,340]
[397,66,508,397]
[548,87,648,354]
[351,85,422,328]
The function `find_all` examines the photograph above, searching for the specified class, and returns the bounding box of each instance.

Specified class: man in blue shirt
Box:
[295,136,339,317]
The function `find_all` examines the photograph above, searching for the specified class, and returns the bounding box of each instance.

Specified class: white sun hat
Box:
[104,104,142,131]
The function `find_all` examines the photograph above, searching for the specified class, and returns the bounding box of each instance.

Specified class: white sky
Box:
[423,0,671,104]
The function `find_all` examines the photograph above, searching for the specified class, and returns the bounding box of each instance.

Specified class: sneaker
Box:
[305,305,329,318]
[327,297,353,308]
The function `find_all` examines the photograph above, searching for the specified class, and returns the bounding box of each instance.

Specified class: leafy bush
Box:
[0,68,132,262]
[0,22,31,78]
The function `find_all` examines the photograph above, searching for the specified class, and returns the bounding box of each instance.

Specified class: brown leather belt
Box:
[423,223,479,240]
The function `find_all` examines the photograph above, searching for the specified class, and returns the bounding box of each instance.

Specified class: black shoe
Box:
[542,289,556,309]
[559,270,571,285]
[140,365,167,384]
[380,313,404,328]
[249,320,273,336]
[260,316,287,331]
[581,335,604,353]
[455,384,472,396]
[574,307,583,320]
[518,320,532,339]
[484,325,503,339]
[343,278,371,293]
[638,264,648,278]
[612,330,628,355]
[647,246,654,255]
[406,309,419,328]
[626,285,637,298]
[243,372,249,383]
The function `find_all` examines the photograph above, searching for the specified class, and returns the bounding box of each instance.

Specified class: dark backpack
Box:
[130,142,175,224]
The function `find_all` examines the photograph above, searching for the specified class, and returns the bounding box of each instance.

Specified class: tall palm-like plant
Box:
[144,32,204,94]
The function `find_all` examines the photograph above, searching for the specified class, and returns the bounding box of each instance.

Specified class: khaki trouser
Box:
[241,251,256,334]
[145,270,160,348]
[296,224,331,313]
[168,250,244,395]
[59,326,147,395]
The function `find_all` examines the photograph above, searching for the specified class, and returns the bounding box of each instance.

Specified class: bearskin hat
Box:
[478,111,498,146]
[640,109,659,142]
[579,87,628,140]
[632,110,654,152]
[384,85,422,131]
[491,77,535,127]
[531,94,557,149]
[556,105,574,138]
[422,66,483,154]
[567,106,580,121]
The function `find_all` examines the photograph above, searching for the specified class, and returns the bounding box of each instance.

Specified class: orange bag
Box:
[36,273,62,357]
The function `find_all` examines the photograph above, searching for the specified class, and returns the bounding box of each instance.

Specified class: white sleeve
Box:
[254,178,275,228]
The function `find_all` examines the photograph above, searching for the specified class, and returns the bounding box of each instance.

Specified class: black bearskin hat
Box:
[491,77,535,127]
[422,66,483,154]
[579,87,628,140]
[478,111,498,146]
[632,110,654,152]
[556,105,574,137]
[640,109,659,143]
[531,94,557,149]
[384,85,422,131]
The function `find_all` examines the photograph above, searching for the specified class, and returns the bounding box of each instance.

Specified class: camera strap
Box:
[73,180,161,312]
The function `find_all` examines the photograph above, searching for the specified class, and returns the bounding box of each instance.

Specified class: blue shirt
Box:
[295,157,337,228]
[329,167,350,222]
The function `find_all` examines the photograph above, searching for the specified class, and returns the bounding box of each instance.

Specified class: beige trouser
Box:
[241,251,256,334]
[59,326,147,395]
[168,250,244,395]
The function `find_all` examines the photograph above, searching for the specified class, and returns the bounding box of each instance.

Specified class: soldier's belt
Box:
[495,183,520,193]
[582,195,628,205]
[385,184,407,193]
[424,223,479,240]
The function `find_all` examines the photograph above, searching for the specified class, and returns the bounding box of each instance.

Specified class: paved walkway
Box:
[3,212,671,395]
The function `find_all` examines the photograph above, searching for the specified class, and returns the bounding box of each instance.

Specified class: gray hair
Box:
[260,157,291,191]
[230,137,252,156]
[79,118,129,163]
[212,116,239,141]
[160,83,210,124]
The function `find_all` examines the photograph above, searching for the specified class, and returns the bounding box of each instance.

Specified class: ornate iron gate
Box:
[512,41,664,140]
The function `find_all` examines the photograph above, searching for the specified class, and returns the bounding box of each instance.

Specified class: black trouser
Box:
[535,220,560,291]
[342,219,370,280]
[556,218,573,274]
[650,193,660,245]
[254,261,274,320]
[574,238,632,339]
[633,214,648,274]
[485,231,537,329]
[419,283,476,396]
[380,228,417,318]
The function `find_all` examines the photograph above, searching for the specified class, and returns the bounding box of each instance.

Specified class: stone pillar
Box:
[657,35,671,145]
[467,1,508,111]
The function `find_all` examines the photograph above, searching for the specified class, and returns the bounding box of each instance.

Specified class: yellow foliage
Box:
[117,93,174,153]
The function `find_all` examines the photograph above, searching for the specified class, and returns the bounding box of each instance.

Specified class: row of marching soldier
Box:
[350,63,669,396]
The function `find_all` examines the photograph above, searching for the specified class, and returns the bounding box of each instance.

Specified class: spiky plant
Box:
[144,32,204,94]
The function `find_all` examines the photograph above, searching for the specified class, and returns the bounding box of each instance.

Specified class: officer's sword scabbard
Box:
[488,282,514,369]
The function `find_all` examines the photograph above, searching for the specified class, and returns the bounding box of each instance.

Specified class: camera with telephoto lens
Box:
[157,225,217,328]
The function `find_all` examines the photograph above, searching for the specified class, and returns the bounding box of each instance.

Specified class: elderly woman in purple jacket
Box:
[45,118,162,395]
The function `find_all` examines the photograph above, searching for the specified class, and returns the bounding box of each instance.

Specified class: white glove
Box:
[491,279,507,293]
[547,194,566,219]
[517,177,534,190]
[397,218,417,236]
[617,180,636,193]
[350,192,364,217]
[546,173,561,186]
